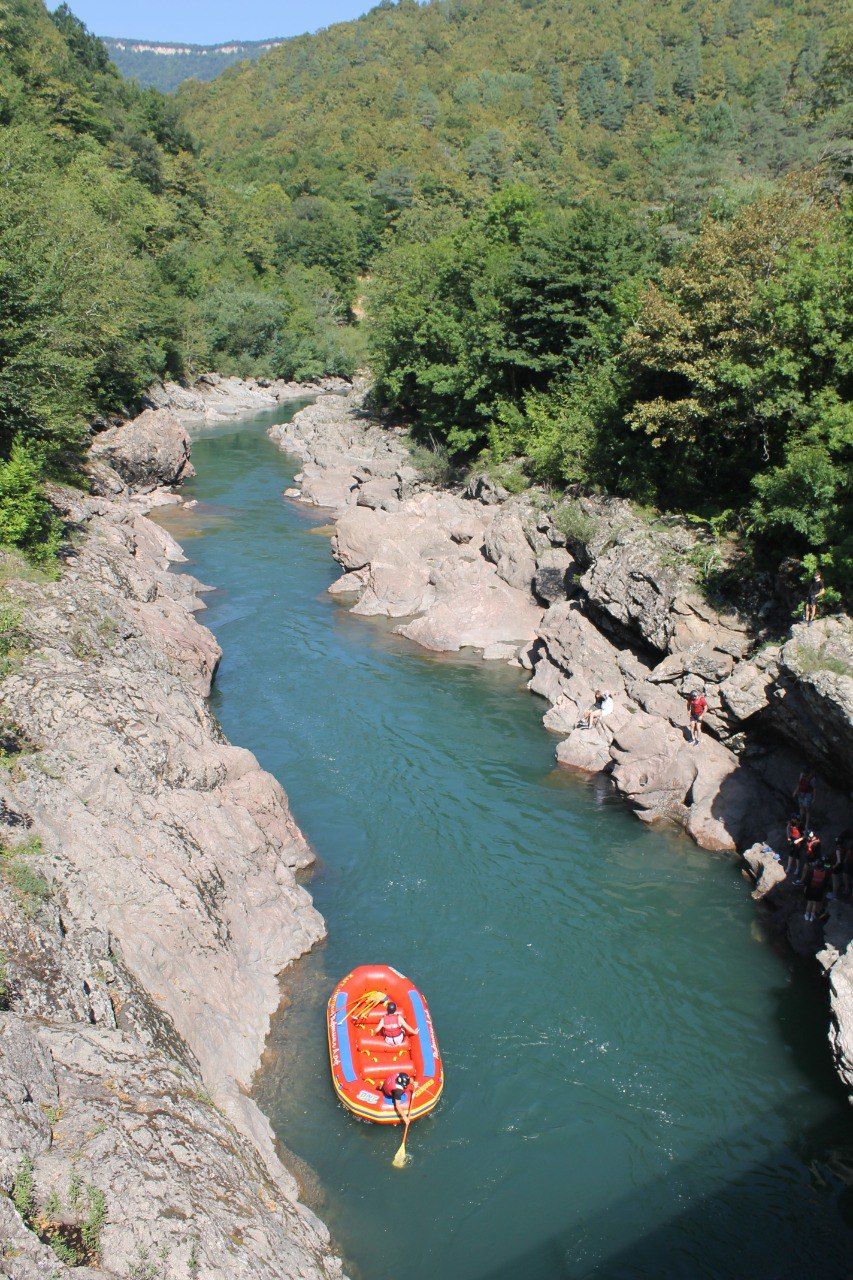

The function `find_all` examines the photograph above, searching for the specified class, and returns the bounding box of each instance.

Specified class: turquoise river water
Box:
[159,402,853,1280]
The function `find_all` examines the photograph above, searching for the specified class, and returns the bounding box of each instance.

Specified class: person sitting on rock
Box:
[803,569,824,625]
[686,689,707,746]
[803,857,831,923]
[793,771,816,825]
[374,1001,417,1046]
[578,689,614,730]
[784,815,805,882]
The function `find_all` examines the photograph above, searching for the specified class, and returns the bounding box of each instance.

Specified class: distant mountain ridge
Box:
[102,35,286,92]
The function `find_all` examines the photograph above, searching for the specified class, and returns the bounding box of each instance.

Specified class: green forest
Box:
[0,0,850,595]
[0,0,356,560]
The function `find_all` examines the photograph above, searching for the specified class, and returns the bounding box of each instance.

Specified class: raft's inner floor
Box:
[162,403,853,1280]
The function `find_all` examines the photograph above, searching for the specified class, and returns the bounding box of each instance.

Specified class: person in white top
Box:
[578,689,614,729]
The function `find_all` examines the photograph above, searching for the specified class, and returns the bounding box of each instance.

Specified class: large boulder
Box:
[90,408,193,492]
[715,618,853,790]
[581,522,751,659]
[607,711,770,851]
[768,619,853,788]
[533,547,577,604]
[397,556,542,653]
[482,505,536,594]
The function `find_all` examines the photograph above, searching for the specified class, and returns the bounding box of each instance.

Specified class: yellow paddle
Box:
[392,1089,414,1169]
[336,990,386,1025]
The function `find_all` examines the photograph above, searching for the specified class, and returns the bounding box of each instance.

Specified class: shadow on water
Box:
[474,1109,853,1280]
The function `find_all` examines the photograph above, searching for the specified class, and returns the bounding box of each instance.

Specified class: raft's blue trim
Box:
[335,992,357,1083]
[409,989,435,1077]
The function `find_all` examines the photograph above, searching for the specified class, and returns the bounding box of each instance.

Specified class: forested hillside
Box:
[179,0,850,594]
[181,0,841,230]
[103,37,286,94]
[0,0,355,561]
[1,0,850,590]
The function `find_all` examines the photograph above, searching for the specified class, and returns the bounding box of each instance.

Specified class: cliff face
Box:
[0,404,341,1278]
[271,388,853,1097]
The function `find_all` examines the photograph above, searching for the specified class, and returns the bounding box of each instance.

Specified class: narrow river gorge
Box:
[159,402,853,1280]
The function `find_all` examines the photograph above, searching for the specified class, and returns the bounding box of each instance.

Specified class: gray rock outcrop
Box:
[90,408,193,492]
[743,842,853,1093]
[0,446,341,1276]
[148,372,352,426]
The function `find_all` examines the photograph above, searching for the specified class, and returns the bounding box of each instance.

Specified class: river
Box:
[159,401,853,1280]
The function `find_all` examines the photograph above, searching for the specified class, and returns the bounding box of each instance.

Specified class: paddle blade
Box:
[392,1140,408,1169]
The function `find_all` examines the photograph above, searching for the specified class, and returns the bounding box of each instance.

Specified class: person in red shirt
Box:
[382,1071,413,1122]
[784,816,805,882]
[687,689,707,746]
[793,771,816,825]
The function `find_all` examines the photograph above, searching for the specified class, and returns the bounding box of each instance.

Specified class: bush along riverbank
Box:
[270,384,853,1098]
[0,383,345,1279]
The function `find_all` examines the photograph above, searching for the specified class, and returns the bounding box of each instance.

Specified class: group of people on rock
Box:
[780,771,852,922]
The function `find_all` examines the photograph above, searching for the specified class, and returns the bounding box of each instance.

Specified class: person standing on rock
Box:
[785,816,805,882]
[578,689,614,730]
[687,689,707,745]
[804,569,825,625]
[802,831,822,884]
[803,858,831,923]
[793,770,816,825]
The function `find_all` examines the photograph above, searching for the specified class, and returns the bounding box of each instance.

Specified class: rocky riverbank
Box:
[270,387,853,1097]
[1,384,344,1278]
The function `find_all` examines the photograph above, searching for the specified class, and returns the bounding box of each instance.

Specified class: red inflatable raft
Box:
[327,964,444,1124]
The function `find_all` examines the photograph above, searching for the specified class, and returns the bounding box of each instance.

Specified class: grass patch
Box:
[0,546,60,585]
[129,1244,171,1279]
[0,601,28,680]
[488,459,529,495]
[406,437,454,486]
[552,500,599,547]
[794,644,853,679]
[1,835,50,914]
[12,1161,106,1267]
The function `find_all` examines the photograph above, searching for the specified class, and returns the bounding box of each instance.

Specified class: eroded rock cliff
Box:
[0,396,342,1279]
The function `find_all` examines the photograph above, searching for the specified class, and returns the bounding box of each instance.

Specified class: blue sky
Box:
[52,1,375,43]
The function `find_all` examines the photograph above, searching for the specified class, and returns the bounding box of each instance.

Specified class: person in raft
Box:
[793,770,816,825]
[804,569,825,625]
[382,1071,412,1108]
[785,815,805,882]
[578,689,614,729]
[374,1000,417,1046]
[687,689,707,745]
[803,858,831,923]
